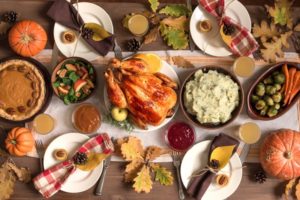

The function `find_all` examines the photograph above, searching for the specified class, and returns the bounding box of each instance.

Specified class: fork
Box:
[292,34,300,53]
[172,151,185,200]
[35,140,45,171]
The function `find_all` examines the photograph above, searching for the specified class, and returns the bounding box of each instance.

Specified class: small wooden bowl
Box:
[51,57,97,104]
[247,62,300,120]
[180,66,244,130]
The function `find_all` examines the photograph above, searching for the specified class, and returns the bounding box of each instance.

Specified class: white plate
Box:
[104,60,180,133]
[181,140,242,200]
[190,0,251,57]
[53,2,114,61]
[43,133,103,193]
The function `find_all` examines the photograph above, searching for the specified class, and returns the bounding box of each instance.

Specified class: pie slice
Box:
[0,59,46,121]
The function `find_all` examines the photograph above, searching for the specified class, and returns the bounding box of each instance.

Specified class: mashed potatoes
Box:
[184,70,239,124]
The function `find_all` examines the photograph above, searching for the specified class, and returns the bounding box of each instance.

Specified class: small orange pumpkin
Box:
[260,129,300,180]
[5,127,34,156]
[8,20,47,57]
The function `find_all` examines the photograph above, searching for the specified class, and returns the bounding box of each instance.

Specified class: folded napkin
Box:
[199,0,258,56]
[47,0,114,56]
[187,133,239,200]
[33,133,114,198]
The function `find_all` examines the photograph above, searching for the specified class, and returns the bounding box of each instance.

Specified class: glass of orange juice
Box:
[33,113,55,135]
[233,56,255,78]
[238,122,261,144]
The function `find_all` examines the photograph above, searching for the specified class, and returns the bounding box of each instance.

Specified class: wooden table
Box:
[0,0,298,200]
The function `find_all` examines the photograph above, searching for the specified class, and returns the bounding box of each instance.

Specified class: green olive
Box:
[266,85,277,95]
[255,100,266,110]
[255,83,265,97]
[272,92,282,103]
[273,73,285,84]
[267,107,278,117]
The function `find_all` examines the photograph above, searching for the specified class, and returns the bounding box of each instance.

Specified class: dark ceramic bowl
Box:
[0,56,52,124]
[51,57,97,104]
[247,62,300,120]
[180,66,244,130]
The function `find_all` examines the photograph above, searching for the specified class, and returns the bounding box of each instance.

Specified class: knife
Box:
[186,0,195,52]
[94,154,112,196]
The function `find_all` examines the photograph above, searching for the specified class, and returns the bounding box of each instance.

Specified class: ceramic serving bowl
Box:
[247,62,300,120]
[180,66,244,129]
[51,57,97,104]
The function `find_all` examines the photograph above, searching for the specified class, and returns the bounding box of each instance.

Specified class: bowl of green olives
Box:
[247,62,300,120]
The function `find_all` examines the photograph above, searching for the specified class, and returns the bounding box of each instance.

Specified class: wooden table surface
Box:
[0,0,298,200]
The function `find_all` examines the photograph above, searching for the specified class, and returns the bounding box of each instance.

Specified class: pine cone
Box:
[254,170,267,184]
[81,27,94,39]
[223,23,235,35]
[126,38,141,52]
[1,11,18,23]
[209,159,220,170]
[73,152,88,165]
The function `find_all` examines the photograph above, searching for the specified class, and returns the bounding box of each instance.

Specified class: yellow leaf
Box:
[114,137,128,156]
[210,145,236,169]
[133,165,153,193]
[261,39,283,62]
[296,179,300,200]
[161,16,188,31]
[265,0,293,29]
[77,152,108,171]
[295,24,300,32]
[151,163,174,186]
[84,23,111,41]
[145,146,164,161]
[124,159,144,182]
[121,137,144,161]
[252,21,279,39]
[279,31,292,48]
[171,56,194,68]
[143,26,160,45]
[285,178,296,200]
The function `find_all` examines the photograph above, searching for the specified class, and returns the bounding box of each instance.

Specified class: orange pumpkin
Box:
[5,127,34,156]
[260,129,300,180]
[8,20,47,57]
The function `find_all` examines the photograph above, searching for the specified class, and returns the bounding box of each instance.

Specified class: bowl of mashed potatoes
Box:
[180,66,244,129]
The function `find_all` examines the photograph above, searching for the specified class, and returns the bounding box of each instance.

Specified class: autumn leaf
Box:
[121,137,144,161]
[294,23,300,32]
[114,137,128,156]
[261,39,283,62]
[148,0,160,13]
[159,4,191,17]
[160,24,188,50]
[285,178,296,200]
[265,0,293,29]
[296,178,300,200]
[124,158,144,182]
[151,163,174,186]
[5,161,31,183]
[133,165,153,193]
[161,16,188,31]
[252,21,279,40]
[76,153,108,171]
[210,145,236,170]
[0,160,17,200]
[143,26,160,45]
[279,31,293,48]
[145,146,164,161]
[171,56,195,68]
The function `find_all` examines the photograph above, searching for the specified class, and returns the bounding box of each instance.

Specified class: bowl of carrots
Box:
[247,62,300,120]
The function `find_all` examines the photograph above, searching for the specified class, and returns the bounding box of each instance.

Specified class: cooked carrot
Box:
[288,71,300,105]
[283,64,289,98]
[284,68,297,105]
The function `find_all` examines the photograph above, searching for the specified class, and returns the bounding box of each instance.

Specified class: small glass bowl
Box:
[164,121,196,152]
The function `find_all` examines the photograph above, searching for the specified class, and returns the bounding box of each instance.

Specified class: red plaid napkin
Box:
[33,133,114,198]
[199,0,258,56]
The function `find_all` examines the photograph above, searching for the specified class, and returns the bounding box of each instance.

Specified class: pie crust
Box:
[0,59,46,121]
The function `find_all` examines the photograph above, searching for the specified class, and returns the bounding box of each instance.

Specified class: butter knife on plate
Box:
[94,154,112,196]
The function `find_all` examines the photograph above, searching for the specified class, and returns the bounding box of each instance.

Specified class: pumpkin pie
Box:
[0,59,46,121]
